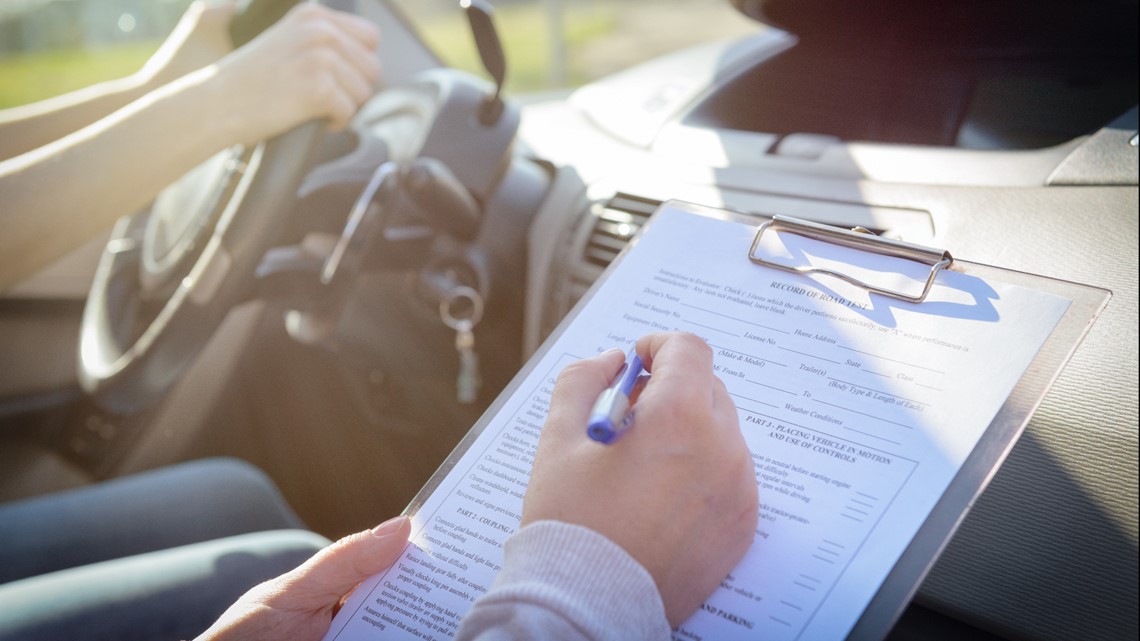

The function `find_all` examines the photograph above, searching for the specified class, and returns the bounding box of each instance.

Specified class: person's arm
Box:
[456,332,760,638]
[455,521,671,641]
[0,1,237,162]
[0,3,379,291]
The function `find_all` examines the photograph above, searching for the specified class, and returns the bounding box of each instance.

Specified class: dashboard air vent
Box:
[582,193,660,268]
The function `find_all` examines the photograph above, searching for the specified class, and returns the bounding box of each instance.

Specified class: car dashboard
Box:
[510,18,1138,641]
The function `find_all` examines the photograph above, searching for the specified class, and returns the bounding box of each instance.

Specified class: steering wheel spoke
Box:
[80,122,326,413]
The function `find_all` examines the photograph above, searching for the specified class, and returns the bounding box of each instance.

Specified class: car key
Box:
[440,286,484,404]
[453,317,480,404]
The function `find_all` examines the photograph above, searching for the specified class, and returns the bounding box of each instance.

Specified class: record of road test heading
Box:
[322,200,1109,641]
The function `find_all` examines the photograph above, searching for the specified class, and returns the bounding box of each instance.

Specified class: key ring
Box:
[440,285,484,330]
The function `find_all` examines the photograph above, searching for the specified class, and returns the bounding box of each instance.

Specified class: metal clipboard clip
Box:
[748,216,954,303]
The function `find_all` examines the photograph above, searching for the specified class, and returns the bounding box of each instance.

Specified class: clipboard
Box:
[380,200,1110,641]
[736,206,1112,639]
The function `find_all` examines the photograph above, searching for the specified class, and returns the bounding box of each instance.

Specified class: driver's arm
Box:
[0,3,379,291]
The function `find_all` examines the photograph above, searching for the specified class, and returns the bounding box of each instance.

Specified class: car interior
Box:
[0,0,1135,640]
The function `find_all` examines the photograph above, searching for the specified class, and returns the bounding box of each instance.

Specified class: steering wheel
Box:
[78,37,524,412]
[79,122,325,413]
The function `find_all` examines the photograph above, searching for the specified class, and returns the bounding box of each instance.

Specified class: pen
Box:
[587,349,645,444]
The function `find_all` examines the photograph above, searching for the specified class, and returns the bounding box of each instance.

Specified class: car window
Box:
[0,0,191,109]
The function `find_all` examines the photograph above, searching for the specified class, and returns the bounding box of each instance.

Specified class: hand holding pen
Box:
[521,332,759,627]
[587,349,646,443]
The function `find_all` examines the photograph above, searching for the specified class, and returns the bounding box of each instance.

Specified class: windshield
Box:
[390,0,760,94]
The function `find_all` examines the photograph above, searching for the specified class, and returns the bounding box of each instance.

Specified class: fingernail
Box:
[372,515,408,537]
[600,347,624,359]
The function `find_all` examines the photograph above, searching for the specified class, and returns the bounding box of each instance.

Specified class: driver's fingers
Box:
[282,4,380,89]
[321,81,362,131]
[285,3,381,51]
[323,6,382,51]
[317,54,375,128]
[318,19,382,87]
[330,50,377,107]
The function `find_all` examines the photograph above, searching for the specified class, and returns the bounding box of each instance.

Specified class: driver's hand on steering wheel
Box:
[141,1,381,139]
[0,2,380,292]
[206,2,382,144]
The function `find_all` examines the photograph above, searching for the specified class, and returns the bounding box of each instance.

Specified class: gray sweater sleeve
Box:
[454,520,672,641]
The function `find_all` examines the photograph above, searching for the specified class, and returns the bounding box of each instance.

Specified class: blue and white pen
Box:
[587,349,645,444]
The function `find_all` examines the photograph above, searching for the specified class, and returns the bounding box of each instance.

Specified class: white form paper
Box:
[322,204,1070,641]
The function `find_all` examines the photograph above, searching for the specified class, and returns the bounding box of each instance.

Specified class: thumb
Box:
[554,348,626,404]
[544,348,627,443]
[285,515,411,604]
